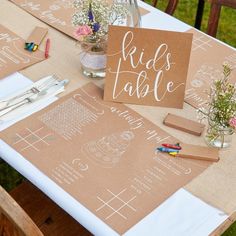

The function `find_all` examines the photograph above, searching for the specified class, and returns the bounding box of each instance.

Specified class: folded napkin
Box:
[0,73,58,131]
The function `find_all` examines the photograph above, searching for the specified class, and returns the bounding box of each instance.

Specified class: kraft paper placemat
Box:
[0,83,211,234]
[10,0,150,40]
[185,28,236,109]
[0,24,45,80]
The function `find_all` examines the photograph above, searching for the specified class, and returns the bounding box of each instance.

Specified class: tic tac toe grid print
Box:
[96,188,137,221]
[13,126,53,152]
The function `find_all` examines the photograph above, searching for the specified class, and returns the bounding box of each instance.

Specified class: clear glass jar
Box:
[79,0,141,79]
[80,40,107,79]
[205,122,234,148]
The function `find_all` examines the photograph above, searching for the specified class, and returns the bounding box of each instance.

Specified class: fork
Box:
[0,79,68,118]
[0,75,60,110]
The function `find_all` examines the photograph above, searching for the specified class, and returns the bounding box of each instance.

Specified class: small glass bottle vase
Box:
[79,41,107,79]
[125,0,142,28]
[205,122,234,148]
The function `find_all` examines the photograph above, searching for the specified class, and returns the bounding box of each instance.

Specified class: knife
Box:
[0,79,69,118]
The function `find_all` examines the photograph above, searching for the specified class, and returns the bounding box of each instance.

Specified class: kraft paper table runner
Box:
[0,24,45,80]
[185,139,236,215]
[185,28,236,109]
[10,0,150,40]
[0,83,212,234]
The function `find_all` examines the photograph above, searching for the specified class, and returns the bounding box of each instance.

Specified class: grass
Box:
[0,0,236,234]
[158,0,236,48]
[0,160,24,191]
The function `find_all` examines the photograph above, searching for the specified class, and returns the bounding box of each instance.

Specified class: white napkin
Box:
[0,73,58,131]
[0,72,32,98]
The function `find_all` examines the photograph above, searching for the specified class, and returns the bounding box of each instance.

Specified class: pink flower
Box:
[74,25,92,40]
[229,117,236,128]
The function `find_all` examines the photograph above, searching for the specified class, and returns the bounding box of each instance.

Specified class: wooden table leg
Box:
[195,0,205,29]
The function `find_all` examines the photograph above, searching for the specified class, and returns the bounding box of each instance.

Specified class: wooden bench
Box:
[0,181,92,236]
[141,0,179,15]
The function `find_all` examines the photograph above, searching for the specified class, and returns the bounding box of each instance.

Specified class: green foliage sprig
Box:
[198,64,236,130]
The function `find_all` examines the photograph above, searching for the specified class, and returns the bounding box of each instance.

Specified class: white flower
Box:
[72,0,128,41]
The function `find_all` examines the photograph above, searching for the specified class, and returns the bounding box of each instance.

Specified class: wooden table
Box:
[0,0,236,235]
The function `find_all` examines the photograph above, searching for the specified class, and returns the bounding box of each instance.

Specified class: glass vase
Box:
[205,122,234,148]
[79,0,141,79]
[79,41,107,79]
[125,0,142,28]
[112,0,141,27]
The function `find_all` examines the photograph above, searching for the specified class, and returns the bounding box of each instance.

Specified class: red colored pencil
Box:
[45,38,50,59]
[162,143,182,150]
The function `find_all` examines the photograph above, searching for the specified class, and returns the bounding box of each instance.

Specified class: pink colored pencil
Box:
[45,38,50,58]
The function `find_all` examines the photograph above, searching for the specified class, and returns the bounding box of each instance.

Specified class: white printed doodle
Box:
[0,45,31,67]
[20,0,41,11]
[74,92,105,116]
[0,33,19,43]
[53,0,73,9]
[192,35,212,52]
[154,151,192,175]
[96,188,137,220]
[190,64,222,88]
[81,131,134,168]
[72,158,89,172]
[20,0,67,26]
[13,127,53,152]
[185,28,236,109]
[38,98,98,140]
[225,53,236,68]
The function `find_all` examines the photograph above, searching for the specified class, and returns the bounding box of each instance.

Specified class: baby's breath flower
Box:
[72,0,128,42]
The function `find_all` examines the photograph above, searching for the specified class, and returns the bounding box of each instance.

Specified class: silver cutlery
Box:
[0,76,61,112]
[0,75,60,110]
[0,79,69,118]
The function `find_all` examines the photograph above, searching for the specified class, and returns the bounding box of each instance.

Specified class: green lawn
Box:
[0,160,24,191]
[1,0,236,235]
[158,0,236,48]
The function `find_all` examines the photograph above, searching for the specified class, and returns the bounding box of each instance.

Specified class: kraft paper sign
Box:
[185,28,236,108]
[10,0,149,40]
[0,24,45,80]
[0,83,211,234]
[104,26,193,108]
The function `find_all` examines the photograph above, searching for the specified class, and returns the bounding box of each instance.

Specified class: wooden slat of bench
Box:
[10,181,92,236]
[0,185,43,236]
